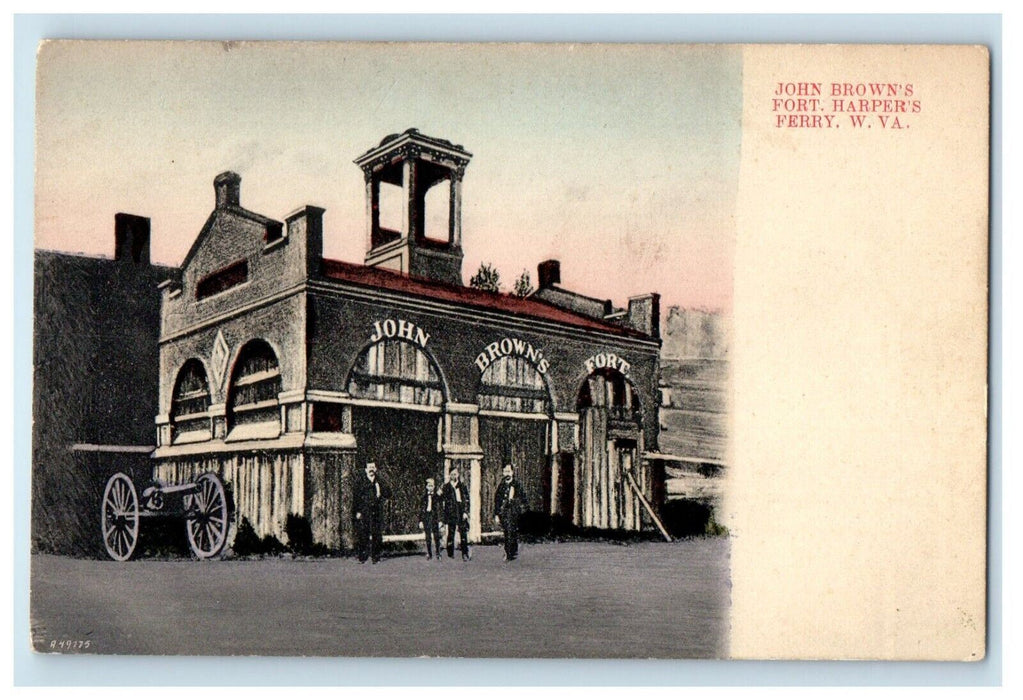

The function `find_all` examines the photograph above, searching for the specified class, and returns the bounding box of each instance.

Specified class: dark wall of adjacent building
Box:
[32,216,172,556]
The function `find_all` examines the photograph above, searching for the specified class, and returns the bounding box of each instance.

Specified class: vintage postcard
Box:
[29,41,989,660]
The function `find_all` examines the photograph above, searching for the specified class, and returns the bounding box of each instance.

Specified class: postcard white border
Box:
[11,12,1004,687]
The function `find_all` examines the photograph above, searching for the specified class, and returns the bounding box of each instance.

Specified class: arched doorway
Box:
[476,355,554,531]
[345,337,447,535]
[575,367,644,530]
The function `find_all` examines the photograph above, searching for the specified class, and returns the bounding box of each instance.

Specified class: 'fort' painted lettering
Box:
[475,337,549,374]
[584,352,631,376]
[370,318,430,348]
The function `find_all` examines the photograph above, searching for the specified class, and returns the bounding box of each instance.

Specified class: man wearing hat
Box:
[494,463,528,561]
[353,462,390,563]
[442,466,471,561]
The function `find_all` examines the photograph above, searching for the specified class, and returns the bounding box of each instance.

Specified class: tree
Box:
[512,270,534,298]
[469,262,501,292]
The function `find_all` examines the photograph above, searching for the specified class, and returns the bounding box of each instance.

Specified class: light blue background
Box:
[13,13,1003,686]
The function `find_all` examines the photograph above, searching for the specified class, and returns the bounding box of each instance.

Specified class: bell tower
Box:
[355,129,472,286]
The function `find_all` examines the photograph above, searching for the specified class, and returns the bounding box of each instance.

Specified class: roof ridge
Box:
[323,257,519,300]
[319,258,650,340]
[223,205,281,226]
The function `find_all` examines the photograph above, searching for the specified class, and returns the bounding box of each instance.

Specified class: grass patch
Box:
[517,513,664,544]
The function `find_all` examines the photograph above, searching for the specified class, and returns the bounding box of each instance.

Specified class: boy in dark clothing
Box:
[418,477,443,560]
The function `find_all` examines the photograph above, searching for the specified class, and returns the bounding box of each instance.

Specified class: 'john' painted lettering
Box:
[584,352,631,376]
[370,318,430,348]
[475,337,549,374]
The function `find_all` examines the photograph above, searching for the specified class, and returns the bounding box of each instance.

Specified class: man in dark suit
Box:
[418,477,443,561]
[494,463,528,561]
[442,467,471,561]
[353,462,390,563]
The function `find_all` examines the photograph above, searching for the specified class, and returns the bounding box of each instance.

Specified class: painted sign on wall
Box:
[474,337,550,374]
[369,318,430,348]
[583,351,631,376]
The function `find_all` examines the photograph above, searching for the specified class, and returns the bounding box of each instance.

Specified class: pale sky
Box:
[35,41,740,311]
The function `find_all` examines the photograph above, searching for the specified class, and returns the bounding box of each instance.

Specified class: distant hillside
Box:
[661,307,730,360]
[658,307,730,470]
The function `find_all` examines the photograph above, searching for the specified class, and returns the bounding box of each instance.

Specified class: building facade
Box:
[152,130,664,551]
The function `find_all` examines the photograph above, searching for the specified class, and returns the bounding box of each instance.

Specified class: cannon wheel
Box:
[185,472,230,559]
[101,472,139,561]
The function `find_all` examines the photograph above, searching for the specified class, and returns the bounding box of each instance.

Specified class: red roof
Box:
[320,258,648,339]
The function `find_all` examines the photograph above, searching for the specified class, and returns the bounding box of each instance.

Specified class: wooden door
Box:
[478,417,547,528]
[351,406,441,534]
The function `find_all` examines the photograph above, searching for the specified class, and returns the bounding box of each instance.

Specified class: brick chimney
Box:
[538,259,561,289]
[627,293,661,338]
[114,213,151,264]
[214,171,241,209]
[285,205,325,277]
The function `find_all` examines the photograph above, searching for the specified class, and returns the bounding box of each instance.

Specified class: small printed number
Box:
[49,639,91,650]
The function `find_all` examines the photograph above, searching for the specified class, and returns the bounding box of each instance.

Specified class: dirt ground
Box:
[30,538,729,658]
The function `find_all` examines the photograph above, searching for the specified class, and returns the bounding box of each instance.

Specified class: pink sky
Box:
[35,42,739,312]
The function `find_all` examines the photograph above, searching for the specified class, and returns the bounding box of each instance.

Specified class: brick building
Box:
[152,130,664,550]
[33,215,171,555]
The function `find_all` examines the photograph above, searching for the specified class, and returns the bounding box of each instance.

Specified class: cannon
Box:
[100,471,231,561]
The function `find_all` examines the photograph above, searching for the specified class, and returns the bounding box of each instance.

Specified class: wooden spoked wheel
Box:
[101,473,139,561]
[185,472,229,559]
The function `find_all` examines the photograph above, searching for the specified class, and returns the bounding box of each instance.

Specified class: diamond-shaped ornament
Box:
[210,330,230,390]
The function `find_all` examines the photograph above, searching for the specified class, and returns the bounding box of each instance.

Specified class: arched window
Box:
[227,340,282,436]
[577,367,641,423]
[478,355,550,414]
[347,339,444,407]
[171,359,212,443]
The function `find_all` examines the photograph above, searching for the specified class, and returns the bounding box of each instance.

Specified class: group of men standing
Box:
[418,467,471,561]
[352,461,528,564]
